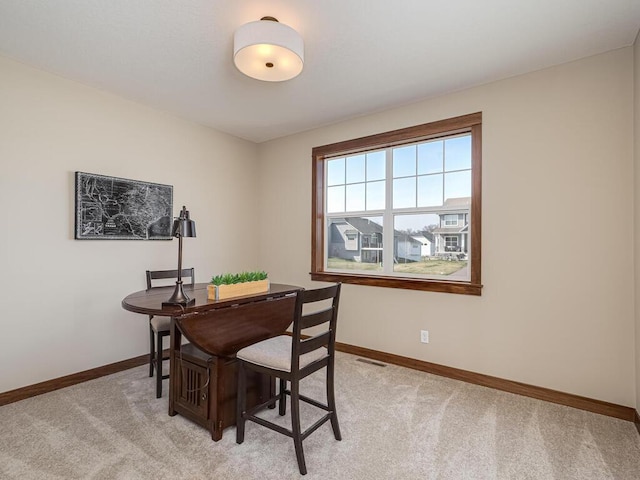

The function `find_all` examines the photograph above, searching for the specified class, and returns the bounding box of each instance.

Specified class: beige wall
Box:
[0,55,259,392]
[258,48,636,406]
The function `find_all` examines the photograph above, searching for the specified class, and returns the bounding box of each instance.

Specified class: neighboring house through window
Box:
[311,112,482,295]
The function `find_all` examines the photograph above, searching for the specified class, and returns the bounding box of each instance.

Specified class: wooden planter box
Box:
[207,279,269,301]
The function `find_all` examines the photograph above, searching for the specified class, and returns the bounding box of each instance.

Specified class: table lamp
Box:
[163,205,196,307]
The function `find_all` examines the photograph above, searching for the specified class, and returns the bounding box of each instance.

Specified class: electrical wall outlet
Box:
[420,330,429,343]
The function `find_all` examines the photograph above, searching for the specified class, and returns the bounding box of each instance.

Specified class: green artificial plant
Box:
[210,270,268,286]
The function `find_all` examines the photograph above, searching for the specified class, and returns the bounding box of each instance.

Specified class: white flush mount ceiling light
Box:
[233,16,304,82]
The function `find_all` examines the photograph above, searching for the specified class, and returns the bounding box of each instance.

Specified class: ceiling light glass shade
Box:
[233,18,304,82]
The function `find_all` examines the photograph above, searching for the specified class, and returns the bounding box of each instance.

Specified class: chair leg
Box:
[236,360,247,444]
[326,361,342,441]
[290,379,307,475]
[149,326,155,378]
[156,331,163,398]
[279,378,287,416]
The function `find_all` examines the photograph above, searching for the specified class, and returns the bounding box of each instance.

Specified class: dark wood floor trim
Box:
[336,342,636,422]
[0,354,149,407]
[635,410,640,436]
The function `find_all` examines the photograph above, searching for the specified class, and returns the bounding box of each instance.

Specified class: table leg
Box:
[168,318,180,417]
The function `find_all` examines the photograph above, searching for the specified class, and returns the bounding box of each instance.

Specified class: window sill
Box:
[310,271,482,296]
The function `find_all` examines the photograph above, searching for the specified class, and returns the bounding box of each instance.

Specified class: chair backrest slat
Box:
[146,268,195,289]
[292,284,341,368]
[301,286,339,304]
[300,331,331,355]
[299,308,333,330]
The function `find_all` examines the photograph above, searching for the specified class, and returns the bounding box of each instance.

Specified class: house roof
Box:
[432,198,472,216]
[411,235,432,245]
[443,197,471,208]
[432,227,468,234]
[344,217,383,235]
[417,232,435,243]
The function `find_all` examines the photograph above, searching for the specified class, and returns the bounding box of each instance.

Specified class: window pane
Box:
[327,185,344,213]
[393,213,468,278]
[366,151,385,181]
[393,145,416,177]
[444,135,471,171]
[366,180,385,210]
[417,174,443,207]
[327,158,345,186]
[346,183,365,212]
[418,140,443,174]
[327,216,383,272]
[444,170,471,201]
[393,213,440,233]
[393,177,416,208]
[346,154,365,183]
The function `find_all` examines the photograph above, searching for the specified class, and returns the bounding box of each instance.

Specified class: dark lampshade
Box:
[171,206,196,238]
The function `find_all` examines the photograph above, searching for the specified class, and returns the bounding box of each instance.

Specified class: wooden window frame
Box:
[311,112,482,296]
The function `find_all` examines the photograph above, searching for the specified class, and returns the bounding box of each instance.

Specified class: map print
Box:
[75,172,173,240]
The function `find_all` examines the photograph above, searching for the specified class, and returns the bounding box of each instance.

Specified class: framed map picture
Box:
[75,172,173,240]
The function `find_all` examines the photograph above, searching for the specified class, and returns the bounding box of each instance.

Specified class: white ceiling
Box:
[1,1,639,143]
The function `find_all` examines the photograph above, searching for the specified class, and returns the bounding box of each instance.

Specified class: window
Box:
[445,236,459,249]
[311,113,482,295]
[444,214,459,226]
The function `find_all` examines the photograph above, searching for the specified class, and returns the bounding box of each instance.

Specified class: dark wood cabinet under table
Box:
[172,343,272,441]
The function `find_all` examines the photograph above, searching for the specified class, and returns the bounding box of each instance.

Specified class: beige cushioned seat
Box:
[237,335,327,373]
[150,316,171,332]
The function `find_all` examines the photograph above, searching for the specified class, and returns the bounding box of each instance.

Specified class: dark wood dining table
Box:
[122,282,302,440]
[122,282,300,317]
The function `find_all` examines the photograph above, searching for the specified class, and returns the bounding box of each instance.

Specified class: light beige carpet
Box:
[1,352,640,479]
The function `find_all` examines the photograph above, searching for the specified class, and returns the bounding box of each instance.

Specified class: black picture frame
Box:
[75,171,173,240]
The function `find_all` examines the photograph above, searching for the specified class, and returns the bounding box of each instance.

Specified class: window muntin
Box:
[312,113,482,296]
[327,216,383,273]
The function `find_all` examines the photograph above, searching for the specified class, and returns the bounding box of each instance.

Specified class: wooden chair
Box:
[145,268,195,398]
[236,283,342,475]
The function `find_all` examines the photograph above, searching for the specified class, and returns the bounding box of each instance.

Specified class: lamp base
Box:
[162,281,196,307]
